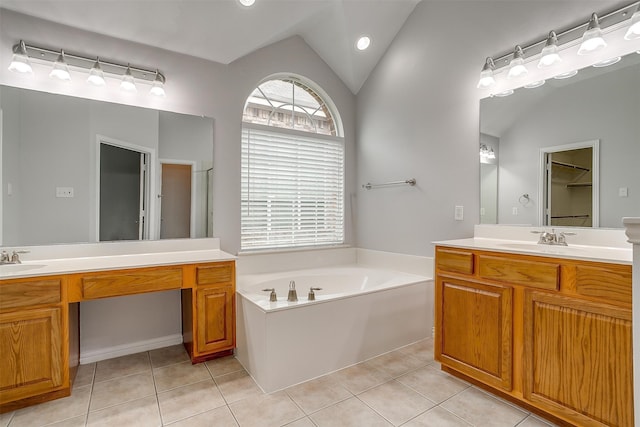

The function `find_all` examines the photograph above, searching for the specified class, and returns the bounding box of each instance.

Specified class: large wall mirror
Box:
[1,85,214,246]
[480,52,640,228]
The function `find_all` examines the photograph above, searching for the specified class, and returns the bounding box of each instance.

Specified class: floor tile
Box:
[441,387,528,427]
[163,405,238,427]
[94,352,151,383]
[73,363,96,389]
[285,375,352,414]
[363,350,426,378]
[90,372,156,411]
[328,363,390,394]
[149,345,190,369]
[403,406,472,427]
[9,385,91,427]
[358,380,436,426]
[86,395,160,427]
[310,397,392,427]
[398,339,435,365]
[282,417,316,427]
[397,366,469,403]
[157,379,226,425]
[214,370,264,404]
[229,391,305,427]
[206,356,245,377]
[0,411,14,427]
[153,360,212,392]
[517,414,558,426]
[45,415,88,426]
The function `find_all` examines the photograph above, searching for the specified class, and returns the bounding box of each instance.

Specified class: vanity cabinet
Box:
[0,276,71,411]
[0,258,235,413]
[435,246,633,427]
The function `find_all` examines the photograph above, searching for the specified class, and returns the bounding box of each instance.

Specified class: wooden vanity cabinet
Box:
[182,261,236,363]
[435,246,633,427]
[0,276,75,412]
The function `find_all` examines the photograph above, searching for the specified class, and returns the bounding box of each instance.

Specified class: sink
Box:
[0,263,46,274]
[497,242,584,254]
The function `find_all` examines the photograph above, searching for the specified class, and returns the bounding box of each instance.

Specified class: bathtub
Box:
[235,265,433,392]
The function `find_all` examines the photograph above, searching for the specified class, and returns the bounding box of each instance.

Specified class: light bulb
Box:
[578,13,606,55]
[87,59,106,86]
[149,71,166,97]
[477,57,496,89]
[356,36,371,51]
[554,70,578,80]
[49,51,71,81]
[524,80,545,89]
[624,7,640,40]
[538,31,561,68]
[507,46,528,79]
[120,66,137,92]
[8,40,33,74]
[592,56,621,67]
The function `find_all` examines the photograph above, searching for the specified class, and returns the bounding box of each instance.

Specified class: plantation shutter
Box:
[241,123,344,250]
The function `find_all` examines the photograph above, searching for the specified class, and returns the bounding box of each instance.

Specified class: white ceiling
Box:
[0,0,421,93]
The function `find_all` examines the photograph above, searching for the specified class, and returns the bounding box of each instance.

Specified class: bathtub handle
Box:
[262,288,278,302]
[308,287,323,301]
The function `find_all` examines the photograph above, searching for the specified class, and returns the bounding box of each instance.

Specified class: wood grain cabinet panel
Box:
[81,267,183,299]
[196,263,234,286]
[437,276,512,391]
[0,307,63,405]
[524,291,633,427]
[435,249,474,275]
[478,255,559,290]
[575,265,632,305]
[196,286,234,354]
[0,280,61,310]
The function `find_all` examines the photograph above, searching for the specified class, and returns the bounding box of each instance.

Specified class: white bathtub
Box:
[236,265,433,392]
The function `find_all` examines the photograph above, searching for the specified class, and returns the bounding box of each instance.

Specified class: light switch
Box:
[480,207,486,216]
[56,187,74,198]
[619,187,628,197]
[512,207,518,215]
[7,183,12,196]
[454,205,464,221]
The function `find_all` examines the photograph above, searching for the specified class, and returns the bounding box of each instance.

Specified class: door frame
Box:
[158,159,197,238]
[538,140,599,227]
[94,134,158,241]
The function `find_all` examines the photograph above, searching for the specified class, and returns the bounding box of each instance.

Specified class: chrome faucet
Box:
[531,229,576,246]
[0,250,29,264]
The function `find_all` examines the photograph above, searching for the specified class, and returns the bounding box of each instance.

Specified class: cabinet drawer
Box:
[0,279,62,310]
[436,249,474,275]
[196,263,234,286]
[81,268,183,299]
[479,255,559,290]
[575,265,632,305]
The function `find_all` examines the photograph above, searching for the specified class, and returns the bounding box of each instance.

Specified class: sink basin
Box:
[0,263,46,274]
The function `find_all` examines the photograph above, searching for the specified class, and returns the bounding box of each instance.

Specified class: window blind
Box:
[241,124,345,250]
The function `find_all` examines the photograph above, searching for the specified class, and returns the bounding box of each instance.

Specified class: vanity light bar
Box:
[478,1,640,88]
[8,40,166,97]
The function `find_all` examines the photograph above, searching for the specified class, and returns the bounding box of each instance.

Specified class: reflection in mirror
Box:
[0,85,214,246]
[480,52,640,228]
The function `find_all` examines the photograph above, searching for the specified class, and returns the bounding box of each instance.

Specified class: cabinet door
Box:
[523,291,633,427]
[196,286,234,355]
[0,307,63,404]
[436,276,513,390]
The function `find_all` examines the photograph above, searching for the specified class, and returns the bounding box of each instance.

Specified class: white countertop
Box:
[434,237,632,265]
[0,239,236,279]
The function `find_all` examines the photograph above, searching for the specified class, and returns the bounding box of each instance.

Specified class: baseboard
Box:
[79,334,183,364]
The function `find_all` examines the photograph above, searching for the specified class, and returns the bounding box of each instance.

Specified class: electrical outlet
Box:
[454,205,464,221]
[56,187,74,198]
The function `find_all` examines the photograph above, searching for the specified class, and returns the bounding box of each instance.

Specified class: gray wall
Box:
[354,0,626,256]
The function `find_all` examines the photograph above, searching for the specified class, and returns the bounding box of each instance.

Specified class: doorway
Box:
[540,141,599,227]
[98,141,151,241]
[160,162,193,239]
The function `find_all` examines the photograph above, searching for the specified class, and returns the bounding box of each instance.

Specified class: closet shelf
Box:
[566,182,592,188]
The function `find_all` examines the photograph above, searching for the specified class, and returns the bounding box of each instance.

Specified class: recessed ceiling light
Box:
[356,36,371,51]
[238,0,255,6]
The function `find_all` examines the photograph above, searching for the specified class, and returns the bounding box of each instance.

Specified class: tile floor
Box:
[0,339,558,427]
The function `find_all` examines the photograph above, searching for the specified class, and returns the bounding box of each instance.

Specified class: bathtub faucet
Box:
[308,287,322,301]
[287,280,298,302]
[262,288,277,302]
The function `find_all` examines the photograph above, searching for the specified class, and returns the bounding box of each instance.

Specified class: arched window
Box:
[241,77,344,250]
